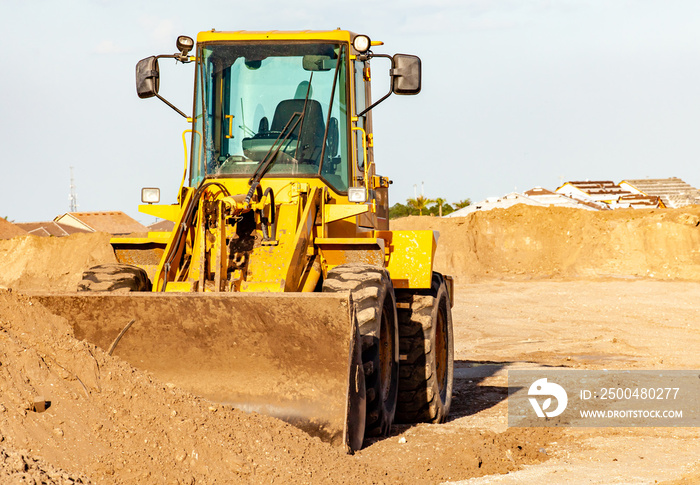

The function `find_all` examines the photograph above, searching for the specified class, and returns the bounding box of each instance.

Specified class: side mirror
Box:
[391,54,421,95]
[136,56,160,99]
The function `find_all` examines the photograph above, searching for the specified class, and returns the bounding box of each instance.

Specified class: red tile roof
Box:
[621,177,700,208]
[148,220,175,232]
[55,211,148,235]
[15,221,91,237]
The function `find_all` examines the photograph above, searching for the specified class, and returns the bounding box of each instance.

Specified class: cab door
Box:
[353,58,390,230]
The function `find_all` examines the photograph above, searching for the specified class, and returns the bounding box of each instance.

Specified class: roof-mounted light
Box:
[176,35,194,61]
[352,35,371,54]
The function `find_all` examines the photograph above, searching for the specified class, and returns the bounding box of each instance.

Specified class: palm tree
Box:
[434,197,447,217]
[407,195,434,216]
[454,199,472,209]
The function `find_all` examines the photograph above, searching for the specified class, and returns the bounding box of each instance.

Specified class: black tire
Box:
[77,264,151,292]
[395,272,454,423]
[322,264,399,438]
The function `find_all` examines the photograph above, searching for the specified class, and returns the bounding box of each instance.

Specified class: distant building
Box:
[524,187,603,210]
[555,180,632,204]
[555,180,662,209]
[15,221,90,237]
[616,194,664,209]
[444,188,604,218]
[148,219,175,232]
[619,177,700,209]
[444,192,545,217]
[53,211,148,235]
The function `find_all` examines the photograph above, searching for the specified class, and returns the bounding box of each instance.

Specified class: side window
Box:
[320,46,349,192]
[190,51,210,187]
[354,60,367,173]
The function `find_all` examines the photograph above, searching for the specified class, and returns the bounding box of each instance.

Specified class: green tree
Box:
[390,197,461,219]
[407,195,434,216]
[389,202,415,219]
[434,197,447,217]
[454,198,472,209]
[426,202,454,217]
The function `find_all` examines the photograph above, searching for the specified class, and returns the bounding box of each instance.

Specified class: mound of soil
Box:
[5,206,696,482]
[0,289,393,484]
[4,205,699,294]
[0,233,116,291]
[0,447,90,484]
[0,219,27,240]
[391,205,700,281]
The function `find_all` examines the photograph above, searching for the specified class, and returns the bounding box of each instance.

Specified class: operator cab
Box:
[190,42,350,192]
[135,30,421,207]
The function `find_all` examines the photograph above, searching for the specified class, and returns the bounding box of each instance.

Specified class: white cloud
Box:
[138,16,180,50]
[92,40,130,54]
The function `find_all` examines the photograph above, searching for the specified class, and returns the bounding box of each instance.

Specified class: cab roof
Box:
[196,29,359,44]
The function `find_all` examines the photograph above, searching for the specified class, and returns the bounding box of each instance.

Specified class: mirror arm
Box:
[156,53,193,64]
[356,53,393,117]
[151,54,191,118]
[154,92,189,118]
[357,90,391,118]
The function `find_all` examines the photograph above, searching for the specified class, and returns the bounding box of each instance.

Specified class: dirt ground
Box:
[0,206,699,484]
[443,279,700,485]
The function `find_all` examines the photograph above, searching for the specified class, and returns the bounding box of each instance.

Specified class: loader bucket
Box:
[29,292,367,452]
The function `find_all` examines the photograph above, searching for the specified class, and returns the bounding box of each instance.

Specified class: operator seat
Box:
[270,98,325,165]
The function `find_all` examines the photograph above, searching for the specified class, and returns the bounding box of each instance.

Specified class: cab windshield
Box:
[191,42,349,192]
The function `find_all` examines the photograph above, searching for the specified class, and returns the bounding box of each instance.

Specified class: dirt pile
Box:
[4,206,695,482]
[0,447,90,484]
[0,233,116,291]
[391,205,700,281]
[0,285,556,484]
[5,205,698,291]
[0,289,404,484]
[0,219,28,240]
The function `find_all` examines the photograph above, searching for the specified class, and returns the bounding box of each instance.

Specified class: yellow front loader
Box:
[34,29,454,452]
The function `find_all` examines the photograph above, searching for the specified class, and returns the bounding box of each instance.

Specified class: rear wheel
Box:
[395,272,454,423]
[77,264,151,292]
[323,264,399,438]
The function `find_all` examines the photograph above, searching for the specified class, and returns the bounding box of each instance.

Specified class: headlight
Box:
[176,35,194,55]
[348,187,367,203]
[352,35,371,54]
[141,187,161,204]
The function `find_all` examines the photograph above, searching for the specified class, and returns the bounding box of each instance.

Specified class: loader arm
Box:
[241,185,321,292]
[152,181,322,293]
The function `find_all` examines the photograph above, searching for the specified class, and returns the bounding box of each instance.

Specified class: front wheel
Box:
[395,272,454,423]
[323,264,399,438]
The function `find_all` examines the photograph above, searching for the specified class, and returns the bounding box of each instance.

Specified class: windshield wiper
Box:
[244,113,302,203]
[317,47,344,176]
[245,74,314,203]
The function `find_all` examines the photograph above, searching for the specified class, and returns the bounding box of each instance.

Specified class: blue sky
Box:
[2,1,700,223]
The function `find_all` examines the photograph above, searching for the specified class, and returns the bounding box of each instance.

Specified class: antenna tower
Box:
[69,166,78,212]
